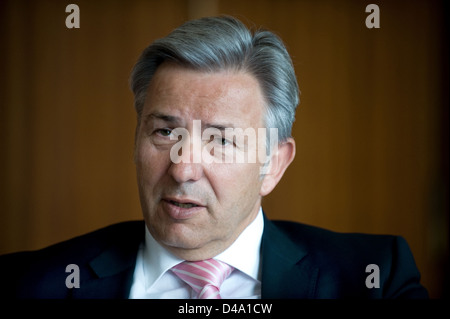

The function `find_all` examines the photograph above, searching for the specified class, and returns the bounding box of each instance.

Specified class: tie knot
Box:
[172,259,234,299]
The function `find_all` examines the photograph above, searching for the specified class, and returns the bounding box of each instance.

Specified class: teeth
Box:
[170,200,197,208]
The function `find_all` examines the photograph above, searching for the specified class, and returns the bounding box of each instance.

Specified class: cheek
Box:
[210,163,263,205]
[135,144,169,189]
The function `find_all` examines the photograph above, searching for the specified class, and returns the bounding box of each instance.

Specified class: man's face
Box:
[134,63,267,260]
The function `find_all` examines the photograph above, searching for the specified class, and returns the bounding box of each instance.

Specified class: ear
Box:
[260,137,296,196]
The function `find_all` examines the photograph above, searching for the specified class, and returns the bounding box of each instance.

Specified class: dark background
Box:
[0,0,448,298]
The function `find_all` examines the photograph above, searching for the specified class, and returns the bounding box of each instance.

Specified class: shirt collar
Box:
[142,225,184,291]
[214,208,264,280]
[142,208,264,290]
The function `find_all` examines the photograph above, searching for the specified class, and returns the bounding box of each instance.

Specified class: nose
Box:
[168,138,203,183]
[168,161,203,184]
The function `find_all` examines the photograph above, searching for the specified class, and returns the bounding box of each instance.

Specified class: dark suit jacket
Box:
[0,216,428,298]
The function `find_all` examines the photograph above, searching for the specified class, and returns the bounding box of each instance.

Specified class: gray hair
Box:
[130,15,299,142]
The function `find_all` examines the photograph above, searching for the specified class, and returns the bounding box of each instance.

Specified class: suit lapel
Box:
[261,216,319,299]
[72,221,144,299]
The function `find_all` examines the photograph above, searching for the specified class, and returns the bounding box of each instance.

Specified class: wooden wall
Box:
[0,0,447,298]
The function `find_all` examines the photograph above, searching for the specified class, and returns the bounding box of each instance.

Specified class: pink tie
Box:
[171,259,234,299]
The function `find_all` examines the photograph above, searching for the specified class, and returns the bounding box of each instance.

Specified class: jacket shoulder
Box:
[0,220,144,298]
[269,220,428,298]
[271,219,396,251]
[1,220,144,261]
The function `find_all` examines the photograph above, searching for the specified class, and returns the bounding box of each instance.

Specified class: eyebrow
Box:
[145,112,181,124]
[145,112,236,130]
[205,123,234,131]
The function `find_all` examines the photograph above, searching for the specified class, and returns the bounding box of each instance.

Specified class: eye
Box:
[206,135,230,146]
[155,128,173,137]
[214,136,232,146]
[220,137,229,146]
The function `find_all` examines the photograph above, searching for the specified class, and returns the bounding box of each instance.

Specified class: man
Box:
[0,16,427,299]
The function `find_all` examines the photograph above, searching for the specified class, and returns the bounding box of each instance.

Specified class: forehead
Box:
[143,63,265,127]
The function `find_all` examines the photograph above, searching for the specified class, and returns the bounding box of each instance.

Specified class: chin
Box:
[159,223,205,249]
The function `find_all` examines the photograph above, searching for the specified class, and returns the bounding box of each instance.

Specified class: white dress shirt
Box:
[128,208,264,299]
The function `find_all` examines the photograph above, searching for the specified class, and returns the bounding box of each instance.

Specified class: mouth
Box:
[162,198,205,220]
[167,200,199,209]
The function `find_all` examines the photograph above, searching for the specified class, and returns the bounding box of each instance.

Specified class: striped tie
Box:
[171,259,234,299]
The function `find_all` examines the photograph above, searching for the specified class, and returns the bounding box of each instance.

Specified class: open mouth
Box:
[168,200,199,209]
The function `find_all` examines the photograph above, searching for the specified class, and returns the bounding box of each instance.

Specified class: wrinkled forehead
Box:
[143,63,266,128]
